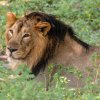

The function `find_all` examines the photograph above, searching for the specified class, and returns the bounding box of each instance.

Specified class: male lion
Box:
[5,12,100,90]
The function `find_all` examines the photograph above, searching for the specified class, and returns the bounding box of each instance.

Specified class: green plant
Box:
[0,0,100,99]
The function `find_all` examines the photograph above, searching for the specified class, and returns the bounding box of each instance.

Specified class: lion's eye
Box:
[8,30,13,37]
[23,34,30,38]
[22,33,31,44]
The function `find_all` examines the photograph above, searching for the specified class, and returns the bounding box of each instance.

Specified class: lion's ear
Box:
[35,22,51,36]
[6,12,17,28]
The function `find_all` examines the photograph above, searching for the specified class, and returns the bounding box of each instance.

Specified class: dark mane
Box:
[25,12,90,75]
[25,12,89,48]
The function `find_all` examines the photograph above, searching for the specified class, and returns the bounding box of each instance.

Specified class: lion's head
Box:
[5,12,52,65]
[5,12,75,74]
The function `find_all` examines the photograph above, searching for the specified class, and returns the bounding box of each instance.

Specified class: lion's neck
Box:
[26,38,48,67]
[25,36,57,75]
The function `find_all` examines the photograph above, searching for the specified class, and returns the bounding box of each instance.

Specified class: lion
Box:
[5,12,100,90]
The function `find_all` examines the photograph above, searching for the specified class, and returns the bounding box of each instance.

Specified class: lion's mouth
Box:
[10,54,18,59]
[9,51,31,60]
[6,51,23,60]
[6,46,32,60]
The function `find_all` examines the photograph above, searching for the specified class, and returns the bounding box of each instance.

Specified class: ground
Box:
[0,0,100,100]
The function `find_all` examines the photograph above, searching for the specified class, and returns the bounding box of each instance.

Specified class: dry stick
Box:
[44,66,50,91]
[0,55,7,61]
[50,65,58,82]
[44,65,58,91]
[94,68,99,84]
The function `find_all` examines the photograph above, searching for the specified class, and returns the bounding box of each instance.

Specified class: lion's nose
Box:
[8,47,18,53]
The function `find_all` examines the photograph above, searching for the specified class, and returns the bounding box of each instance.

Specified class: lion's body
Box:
[5,12,100,88]
[35,35,100,87]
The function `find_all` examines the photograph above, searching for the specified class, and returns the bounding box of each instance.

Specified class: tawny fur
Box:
[5,12,100,88]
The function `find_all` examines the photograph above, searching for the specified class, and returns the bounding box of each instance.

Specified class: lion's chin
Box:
[11,54,26,60]
[7,56,23,70]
